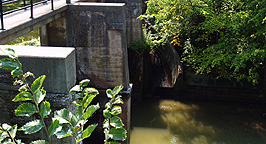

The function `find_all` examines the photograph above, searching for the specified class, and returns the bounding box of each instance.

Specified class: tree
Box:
[140,0,266,85]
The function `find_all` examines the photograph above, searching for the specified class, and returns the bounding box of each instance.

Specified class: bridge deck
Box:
[3,0,66,30]
[0,0,75,44]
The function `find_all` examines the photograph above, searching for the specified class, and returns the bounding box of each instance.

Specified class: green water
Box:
[130,99,266,144]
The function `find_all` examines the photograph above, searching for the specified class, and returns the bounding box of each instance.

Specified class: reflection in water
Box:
[159,100,222,144]
[131,99,266,144]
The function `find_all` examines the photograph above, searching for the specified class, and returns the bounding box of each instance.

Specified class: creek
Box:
[130,99,266,144]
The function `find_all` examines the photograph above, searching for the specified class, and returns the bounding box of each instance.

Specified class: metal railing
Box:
[0,0,56,30]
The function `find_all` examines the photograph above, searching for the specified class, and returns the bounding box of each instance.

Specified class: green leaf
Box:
[8,124,17,139]
[19,85,28,92]
[30,140,49,144]
[34,89,46,104]
[69,85,82,94]
[31,75,46,93]
[1,48,17,59]
[48,120,61,136]
[74,106,83,121]
[111,106,122,115]
[11,68,23,78]
[12,92,33,102]
[1,123,12,131]
[79,124,97,142]
[0,130,8,142]
[23,72,34,79]
[104,128,108,141]
[20,120,44,134]
[108,128,127,141]
[110,116,124,128]
[75,93,83,99]
[55,125,72,139]
[40,101,51,118]
[112,95,123,105]
[79,79,90,87]
[53,109,72,124]
[82,94,97,110]
[103,109,111,119]
[103,119,110,129]
[106,89,113,98]
[15,103,38,117]
[106,141,121,144]
[0,58,21,70]
[84,103,100,120]
[83,88,99,96]
[70,114,79,128]
[112,85,123,97]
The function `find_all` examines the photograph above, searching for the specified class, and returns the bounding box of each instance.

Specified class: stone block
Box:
[0,45,76,93]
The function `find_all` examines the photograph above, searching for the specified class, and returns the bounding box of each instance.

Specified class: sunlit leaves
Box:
[84,103,100,120]
[69,85,82,94]
[111,106,122,115]
[79,124,98,143]
[0,58,21,70]
[34,89,46,104]
[20,120,43,134]
[31,75,46,93]
[40,101,51,118]
[110,116,124,128]
[15,103,38,117]
[53,109,73,124]
[79,79,90,87]
[104,85,126,143]
[48,120,61,136]
[103,109,111,119]
[108,128,127,141]
[13,92,33,102]
[30,140,49,144]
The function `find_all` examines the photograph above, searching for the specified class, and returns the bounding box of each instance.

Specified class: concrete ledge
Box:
[0,45,76,93]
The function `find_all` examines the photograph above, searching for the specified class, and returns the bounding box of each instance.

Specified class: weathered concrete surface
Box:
[42,3,130,89]
[70,3,129,89]
[104,0,143,44]
[0,45,76,93]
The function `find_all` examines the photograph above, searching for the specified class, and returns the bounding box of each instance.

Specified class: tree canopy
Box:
[140,0,266,85]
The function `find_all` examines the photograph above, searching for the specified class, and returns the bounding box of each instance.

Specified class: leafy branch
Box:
[103,85,127,144]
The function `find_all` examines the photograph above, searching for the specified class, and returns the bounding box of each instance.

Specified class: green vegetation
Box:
[103,86,127,144]
[140,0,266,85]
[0,48,127,144]
[6,29,40,46]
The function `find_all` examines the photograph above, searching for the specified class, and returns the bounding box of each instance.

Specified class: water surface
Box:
[130,99,266,144]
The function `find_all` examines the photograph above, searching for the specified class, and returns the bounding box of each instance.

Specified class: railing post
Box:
[23,0,26,10]
[0,0,4,30]
[51,0,53,10]
[30,0,33,18]
[66,0,70,4]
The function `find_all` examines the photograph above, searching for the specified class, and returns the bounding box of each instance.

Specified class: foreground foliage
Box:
[0,48,110,143]
[140,0,266,85]
[103,86,127,144]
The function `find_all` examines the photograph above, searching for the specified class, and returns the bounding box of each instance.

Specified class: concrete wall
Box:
[41,3,130,89]
[104,0,143,44]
